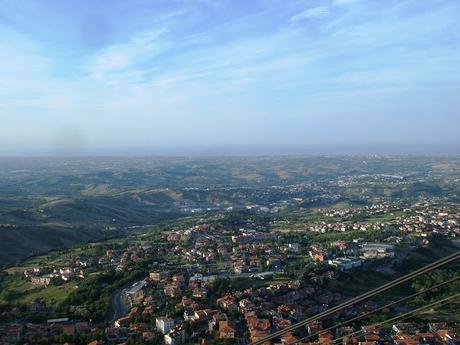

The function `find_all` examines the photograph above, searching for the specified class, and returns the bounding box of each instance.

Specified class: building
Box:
[219,320,236,339]
[165,325,186,345]
[328,258,363,272]
[362,243,395,259]
[156,317,174,334]
[149,271,167,281]
[30,276,51,286]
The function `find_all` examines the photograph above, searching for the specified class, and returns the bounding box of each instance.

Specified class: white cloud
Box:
[1,0,459,151]
[290,6,330,22]
[85,28,169,79]
[333,0,364,5]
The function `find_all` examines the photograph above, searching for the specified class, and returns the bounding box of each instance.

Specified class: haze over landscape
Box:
[1,1,460,345]
[1,0,460,155]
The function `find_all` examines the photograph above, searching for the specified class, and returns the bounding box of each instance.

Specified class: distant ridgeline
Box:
[0,156,459,266]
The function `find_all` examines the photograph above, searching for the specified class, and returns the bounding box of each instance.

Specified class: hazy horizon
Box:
[1,143,460,158]
[1,0,459,155]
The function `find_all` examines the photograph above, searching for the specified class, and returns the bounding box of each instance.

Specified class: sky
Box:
[0,0,459,156]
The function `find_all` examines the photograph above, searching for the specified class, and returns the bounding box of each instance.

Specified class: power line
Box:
[251,250,460,345]
[286,275,460,345]
[331,292,460,345]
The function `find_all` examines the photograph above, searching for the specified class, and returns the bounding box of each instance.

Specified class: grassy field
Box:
[0,271,78,306]
[17,282,78,304]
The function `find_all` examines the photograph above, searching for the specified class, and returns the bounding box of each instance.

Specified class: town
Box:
[1,198,459,345]
[1,0,459,342]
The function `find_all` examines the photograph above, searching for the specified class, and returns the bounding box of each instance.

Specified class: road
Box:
[109,284,132,322]
[109,280,149,322]
[218,271,275,279]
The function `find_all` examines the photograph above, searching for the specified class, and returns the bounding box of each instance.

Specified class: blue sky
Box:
[0,0,459,155]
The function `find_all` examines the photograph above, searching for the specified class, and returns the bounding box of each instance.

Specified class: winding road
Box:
[109,284,131,322]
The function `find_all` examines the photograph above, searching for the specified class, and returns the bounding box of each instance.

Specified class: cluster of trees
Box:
[19,330,105,345]
[58,268,147,322]
[411,269,460,304]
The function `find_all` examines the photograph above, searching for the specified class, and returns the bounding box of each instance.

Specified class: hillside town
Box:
[1,200,459,344]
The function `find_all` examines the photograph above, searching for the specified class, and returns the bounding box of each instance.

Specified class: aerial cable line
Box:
[251,250,460,345]
[286,276,460,345]
[329,292,460,345]
[286,276,459,345]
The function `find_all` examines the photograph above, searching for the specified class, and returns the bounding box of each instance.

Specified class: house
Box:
[106,327,129,343]
[143,305,157,315]
[392,323,419,334]
[130,306,140,316]
[280,332,299,344]
[209,312,227,331]
[63,325,75,335]
[115,316,132,328]
[416,333,435,344]
[193,287,208,298]
[30,276,51,286]
[307,321,322,335]
[239,299,256,313]
[143,331,156,341]
[318,331,334,345]
[246,314,270,343]
[364,335,380,342]
[393,334,421,345]
[128,290,145,306]
[48,322,65,335]
[164,284,182,298]
[149,271,167,281]
[234,263,249,274]
[437,329,457,344]
[75,322,89,333]
[217,295,237,311]
[172,273,186,285]
[23,267,44,278]
[183,308,196,321]
[219,320,237,339]
[192,309,212,322]
[310,246,328,262]
[266,257,283,269]
[130,323,149,332]
[274,318,292,330]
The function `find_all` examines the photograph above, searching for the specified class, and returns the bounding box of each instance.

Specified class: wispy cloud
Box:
[333,0,364,5]
[85,29,170,79]
[0,0,459,152]
[290,6,330,22]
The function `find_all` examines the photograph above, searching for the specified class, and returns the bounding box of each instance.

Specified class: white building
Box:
[328,258,363,272]
[156,317,174,334]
